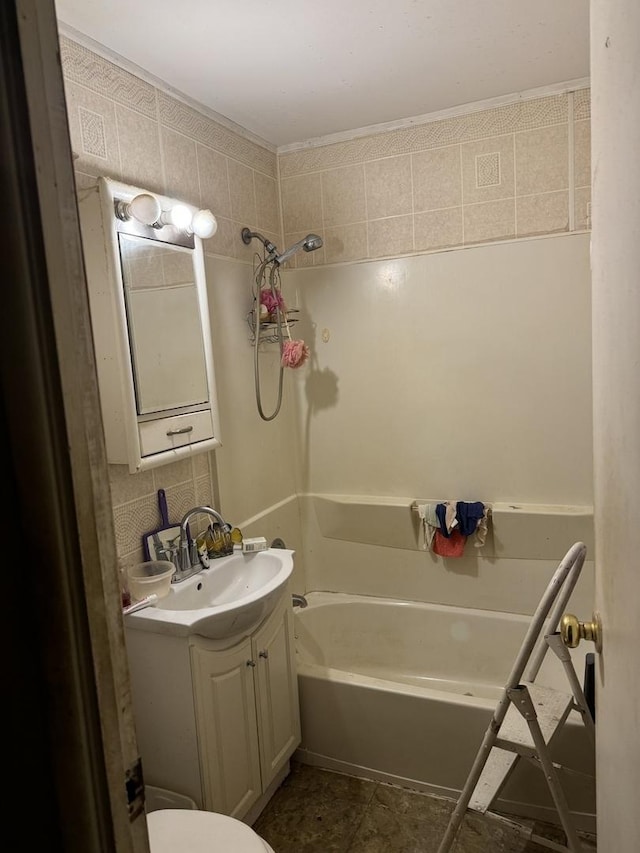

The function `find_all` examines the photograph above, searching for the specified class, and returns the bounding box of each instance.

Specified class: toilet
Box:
[146,809,276,853]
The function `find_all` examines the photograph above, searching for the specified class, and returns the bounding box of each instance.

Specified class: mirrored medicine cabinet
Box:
[78,177,221,473]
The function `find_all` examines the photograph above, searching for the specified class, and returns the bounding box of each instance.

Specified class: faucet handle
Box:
[179,538,192,572]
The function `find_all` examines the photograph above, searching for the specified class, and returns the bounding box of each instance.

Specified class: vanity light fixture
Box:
[114,192,162,226]
[114,191,217,239]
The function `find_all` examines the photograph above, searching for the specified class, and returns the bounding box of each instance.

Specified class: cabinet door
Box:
[191,639,261,818]
[253,603,301,788]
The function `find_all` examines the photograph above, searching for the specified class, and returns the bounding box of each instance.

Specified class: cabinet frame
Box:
[78,177,222,473]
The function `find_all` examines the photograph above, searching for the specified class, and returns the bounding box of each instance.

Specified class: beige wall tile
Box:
[74,171,98,190]
[412,145,462,211]
[162,482,198,526]
[517,191,569,237]
[280,173,323,232]
[154,458,193,488]
[158,91,276,177]
[195,474,214,509]
[461,135,514,204]
[203,215,240,259]
[192,452,211,479]
[322,164,366,227]
[574,120,591,189]
[108,465,154,506]
[161,126,199,204]
[414,207,463,252]
[227,159,257,226]
[63,80,120,178]
[323,222,368,263]
[368,215,414,258]
[515,124,569,196]
[365,155,412,219]
[464,198,516,244]
[113,497,161,558]
[278,94,568,178]
[197,145,232,219]
[254,172,281,234]
[574,187,592,231]
[116,104,163,193]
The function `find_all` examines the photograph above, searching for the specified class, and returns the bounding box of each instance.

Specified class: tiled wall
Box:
[278,89,591,267]
[60,36,282,263]
[60,34,285,572]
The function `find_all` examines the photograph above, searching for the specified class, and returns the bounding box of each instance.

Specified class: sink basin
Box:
[123,548,294,640]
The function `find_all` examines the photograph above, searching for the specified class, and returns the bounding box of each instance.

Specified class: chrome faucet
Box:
[174,505,229,582]
[292,593,308,608]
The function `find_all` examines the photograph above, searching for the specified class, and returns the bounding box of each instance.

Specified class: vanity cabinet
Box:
[124,585,300,820]
[191,592,301,818]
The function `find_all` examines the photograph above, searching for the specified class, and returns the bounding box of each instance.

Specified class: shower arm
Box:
[241,227,277,259]
[241,227,323,267]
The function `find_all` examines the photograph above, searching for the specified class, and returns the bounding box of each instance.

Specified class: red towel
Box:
[432,528,467,557]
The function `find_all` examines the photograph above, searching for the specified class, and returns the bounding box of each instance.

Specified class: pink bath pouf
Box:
[260,288,286,315]
[281,339,309,368]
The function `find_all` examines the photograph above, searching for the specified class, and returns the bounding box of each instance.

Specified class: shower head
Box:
[240,227,323,265]
[275,233,323,266]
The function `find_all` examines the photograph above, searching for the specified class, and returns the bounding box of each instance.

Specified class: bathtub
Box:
[293,592,596,830]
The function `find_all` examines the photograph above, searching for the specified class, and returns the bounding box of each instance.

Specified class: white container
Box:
[127,560,175,601]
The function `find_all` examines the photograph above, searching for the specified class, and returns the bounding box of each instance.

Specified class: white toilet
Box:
[146,809,276,853]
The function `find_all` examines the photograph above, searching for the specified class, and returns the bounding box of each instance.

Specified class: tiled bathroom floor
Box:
[253,762,597,853]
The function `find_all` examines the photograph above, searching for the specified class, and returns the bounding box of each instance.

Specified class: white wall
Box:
[287,232,593,505]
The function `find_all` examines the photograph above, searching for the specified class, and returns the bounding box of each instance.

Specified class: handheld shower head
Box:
[240,227,323,265]
[275,233,323,266]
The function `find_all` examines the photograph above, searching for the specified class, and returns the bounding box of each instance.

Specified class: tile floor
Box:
[253,762,597,853]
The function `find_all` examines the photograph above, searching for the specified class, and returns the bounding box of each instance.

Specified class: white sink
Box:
[123,548,294,640]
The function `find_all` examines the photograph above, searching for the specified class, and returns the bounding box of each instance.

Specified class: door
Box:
[253,598,302,787]
[590,1,640,851]
[191,638,262,818]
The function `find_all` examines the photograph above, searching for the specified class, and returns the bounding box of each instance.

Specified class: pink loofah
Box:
[260,288,286,315]
[281,339,309,368]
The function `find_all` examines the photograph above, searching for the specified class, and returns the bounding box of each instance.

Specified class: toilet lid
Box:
[147,809,270,853]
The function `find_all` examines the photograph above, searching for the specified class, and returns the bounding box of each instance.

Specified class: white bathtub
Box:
[293,592,596,830]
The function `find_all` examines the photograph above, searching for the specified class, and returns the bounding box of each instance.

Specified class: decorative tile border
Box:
[574,88,591,120]
[60,35,157,119]
[158,92,277,178]
[279,94,572,177]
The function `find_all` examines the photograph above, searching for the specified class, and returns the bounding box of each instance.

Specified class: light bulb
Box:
[168,203,193,229]
[191,209,218,239]
[128,193,161,225]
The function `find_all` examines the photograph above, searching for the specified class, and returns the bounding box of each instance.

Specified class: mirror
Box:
[119,234,209,414]
[79,178,221,473]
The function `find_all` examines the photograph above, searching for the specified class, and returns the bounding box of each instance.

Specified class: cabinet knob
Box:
[259,650,269,659]
[246,659,256,667]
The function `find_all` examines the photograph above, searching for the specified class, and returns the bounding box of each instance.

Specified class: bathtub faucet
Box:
[292,593,308,608]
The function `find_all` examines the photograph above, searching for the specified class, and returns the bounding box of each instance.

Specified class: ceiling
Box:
[55,0,590,149]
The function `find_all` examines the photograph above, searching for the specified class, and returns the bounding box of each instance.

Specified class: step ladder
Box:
[437,541,596,853]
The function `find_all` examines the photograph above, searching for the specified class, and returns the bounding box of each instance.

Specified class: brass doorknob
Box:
[560,612,602,653]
